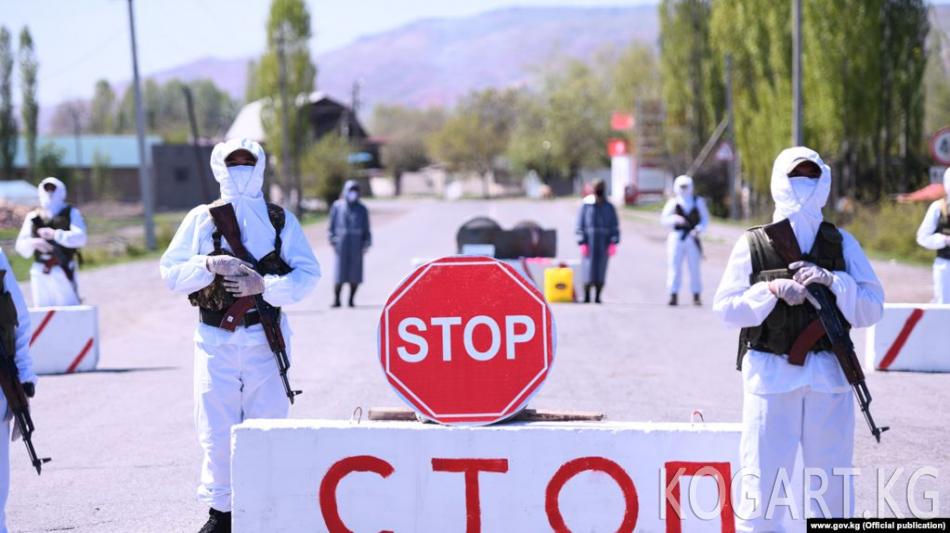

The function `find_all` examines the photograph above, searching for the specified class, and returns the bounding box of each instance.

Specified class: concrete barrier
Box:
[866,303,950,373]
[232,419,741,533]
[29,305,99,375]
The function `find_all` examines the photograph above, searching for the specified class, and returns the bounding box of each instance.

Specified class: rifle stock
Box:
[762,219,889,442]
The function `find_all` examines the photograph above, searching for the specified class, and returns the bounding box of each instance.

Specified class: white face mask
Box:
[39,190,53,208]
[228,166,256,195]
[788,176,818,205]
[346,190,359,202]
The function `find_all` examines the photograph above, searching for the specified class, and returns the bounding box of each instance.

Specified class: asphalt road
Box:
[6,198,947,532]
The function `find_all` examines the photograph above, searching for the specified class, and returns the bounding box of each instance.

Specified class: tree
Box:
[300,134,351,207]
[49,99,88,135]
[925,28,950,140]
[18,27,38,179]
[610,42,662,111]
[35,142,65,183]
[0,27,16,178]
[114,78,236,141]
[371,104,445,195]
[88,79,116,134]
[253,0,317,212]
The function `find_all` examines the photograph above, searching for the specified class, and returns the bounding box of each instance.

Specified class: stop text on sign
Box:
[396,315,536,362]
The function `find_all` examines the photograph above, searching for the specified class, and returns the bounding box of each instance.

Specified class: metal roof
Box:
[14,135,163,168]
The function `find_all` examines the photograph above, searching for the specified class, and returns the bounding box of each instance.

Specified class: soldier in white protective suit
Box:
[15,177,87,306]
[160,139,320,533]
[915,167,950,303]
[660,175,709,306]
[713,147,883,530]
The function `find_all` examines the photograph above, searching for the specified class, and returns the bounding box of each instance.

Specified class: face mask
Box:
[39,191,52,208]
[228,166,256,195]
[788,176,818,205]
[346,190,359,202]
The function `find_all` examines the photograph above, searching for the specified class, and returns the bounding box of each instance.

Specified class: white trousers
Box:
[737,387,855,532]
[933,258,950,304]
[29,263,80,307]
[667,233,702,295]
[194,341,289,512]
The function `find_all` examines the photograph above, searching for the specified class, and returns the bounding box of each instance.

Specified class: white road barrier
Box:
[232,419,741,533]
[29,305,99,375]
[865,303,950,373]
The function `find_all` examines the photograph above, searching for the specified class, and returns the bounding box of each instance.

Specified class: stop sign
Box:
[379,256,555,425]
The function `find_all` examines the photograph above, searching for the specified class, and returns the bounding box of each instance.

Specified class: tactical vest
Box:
[188,202,292,312]
[0,273,17,358]
[736,221,850,369]
[936,199,950,260]
[32,205,79,265]
[674,203,701,231]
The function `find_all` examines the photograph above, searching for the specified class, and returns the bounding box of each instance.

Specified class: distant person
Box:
[328,180,371,308]
[915,167,950,303]
[575,179,619,303]
[0,248,37,533]
[15,177,87,307]
[160,139,320,533]
[713,147,883,529]
[661,175,709,306]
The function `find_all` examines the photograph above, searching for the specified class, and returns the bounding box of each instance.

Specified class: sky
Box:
[2,0,656,106]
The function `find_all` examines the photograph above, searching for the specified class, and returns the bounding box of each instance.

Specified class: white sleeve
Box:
[916,202,946,250]
[14,216,36,259]
[53,207,88,248]
[0,251,35,383]
[712,235,779,328]
[696,197,711,233]
[827,230,884,328]
[660,199,679,228]
[159,207,216,295]
[261,210,321,307]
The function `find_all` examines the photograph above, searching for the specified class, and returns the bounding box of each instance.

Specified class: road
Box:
[7,198,947,532]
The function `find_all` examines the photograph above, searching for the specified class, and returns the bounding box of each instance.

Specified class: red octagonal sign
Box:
[379,256,555,425]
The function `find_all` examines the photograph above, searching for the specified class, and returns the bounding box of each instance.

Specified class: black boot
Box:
[693,293,702,306]
[668,294,678,306]
[583,284,591,303]
[332,283,342,308]
[348,283,359,308]
[198,508,231,533]
[594,284,603,304]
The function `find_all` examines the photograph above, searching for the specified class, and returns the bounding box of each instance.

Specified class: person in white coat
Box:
[661,175,709,306]
[915,167,950,303]
[160,138,320,533]
[0,249,37,533]
[15,177,87,306]
[713,147,883,530]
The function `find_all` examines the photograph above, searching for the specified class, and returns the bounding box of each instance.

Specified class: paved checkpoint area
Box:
[7,198,949,531]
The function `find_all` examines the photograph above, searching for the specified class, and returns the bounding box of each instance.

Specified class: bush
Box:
[838,201,933,265]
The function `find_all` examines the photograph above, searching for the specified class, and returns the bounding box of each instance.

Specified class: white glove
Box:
[790,260,834,287]
[689,228,701,238]
[37,227,55,240]
[206,255,252,276]
[769,278,821,309]
[32,238,54,254]
[944,235,950,247]
[672,215,688,226]
[223,264,265,297]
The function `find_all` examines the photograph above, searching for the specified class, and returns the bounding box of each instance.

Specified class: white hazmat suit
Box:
[661,175,709,299]
[713,147,883,530]
[15,177,87,307]
[915,167,950,303]
[0,249,37,533]
[160,139,320,513]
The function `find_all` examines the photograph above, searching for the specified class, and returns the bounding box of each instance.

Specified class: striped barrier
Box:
[865,304,950,373]
[29,305,99,375]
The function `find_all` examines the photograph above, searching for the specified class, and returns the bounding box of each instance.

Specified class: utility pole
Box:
[791,0,803,146]
[725,54,740,220]
[127,0,155,250]
[276,23,297,215]
[182,85,213,204]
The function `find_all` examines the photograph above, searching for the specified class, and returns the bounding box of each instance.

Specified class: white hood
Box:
[38,177,67,218]
[770,146,831,254]
[673,174,695,210]
[209,138,276,259]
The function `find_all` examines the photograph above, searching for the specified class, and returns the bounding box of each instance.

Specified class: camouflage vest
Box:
[674,202,701,231]
[187,201,292,311]
[936,199,950,260]
[0,272,18,358]
[736,221,849,369]
[32,205,79,265]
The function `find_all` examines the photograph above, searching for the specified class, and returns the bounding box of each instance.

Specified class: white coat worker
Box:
[713,147,883,530]
[0,249,37,533]
[14,177,87,306]
[160,138,320,533]
[660,175,709,306]
[915,167,950,303]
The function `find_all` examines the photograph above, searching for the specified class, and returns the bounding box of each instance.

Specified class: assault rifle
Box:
[31,215,77,284]
[0,271,51,474]
[208,204,302,404]
[764,219,889,442]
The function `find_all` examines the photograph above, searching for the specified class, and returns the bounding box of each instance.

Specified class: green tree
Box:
[610,42,662,111]
[371,104,445,195]
[35,142,65,183]
[253,0,317,212]
[18,27,38,178]
[88,79,116,134]
[90,150,113,200]
[300,134,351,207]
[0,27,16,178]
[925,28,950,139]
